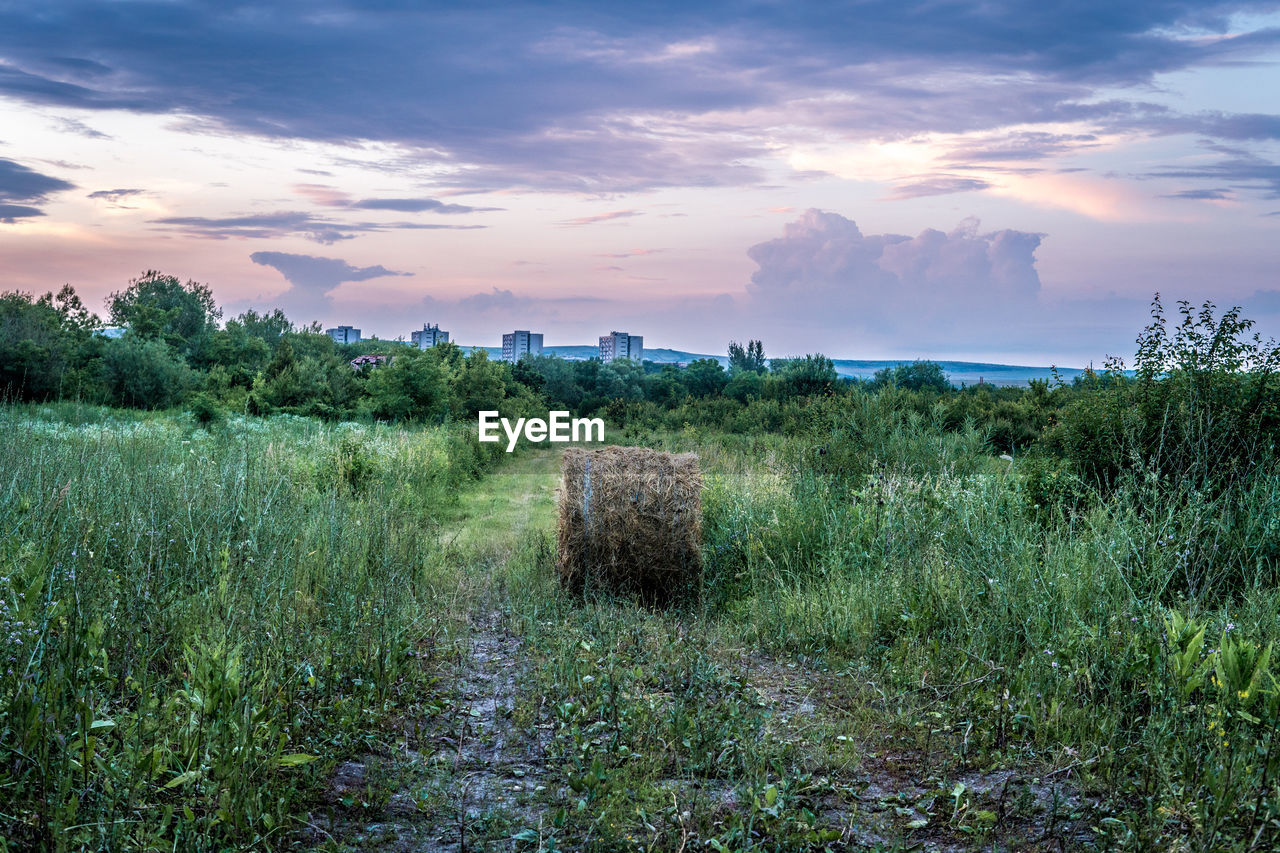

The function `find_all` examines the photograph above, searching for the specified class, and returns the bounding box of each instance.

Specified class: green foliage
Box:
[0,286,99,401]
[186,391,225,427]
[102,335,193,409]
[683,358,729,398]
[0,409,503,849]
[1047,294,1280,491]
[769,353,838,397]
[363,348,450,422]
[451,348,507,418]
[871,360,953,393]
[728,338,766,374]
[108,270,221,355]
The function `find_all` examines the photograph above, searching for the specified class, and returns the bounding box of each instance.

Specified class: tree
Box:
[108,271,221,354]
[101,336,192,409]
[231,308,292,347]
[772,354,837,397]
[364,350,450,421]
[0,287,98,400]
[451,349,507,418]
[682,358,728,398]
[728,339,766,374]
[725,369,764,402]
[871,361,951,393]
[528,355,584,410]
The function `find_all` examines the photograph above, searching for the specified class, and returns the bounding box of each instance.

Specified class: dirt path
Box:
[308,445,1096,852]
[308,449,562,851]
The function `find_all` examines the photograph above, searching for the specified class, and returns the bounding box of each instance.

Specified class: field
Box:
[2,389,1279,852]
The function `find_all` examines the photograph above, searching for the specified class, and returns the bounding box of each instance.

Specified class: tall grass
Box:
[700,410,1280,849]
[0,405,502,850]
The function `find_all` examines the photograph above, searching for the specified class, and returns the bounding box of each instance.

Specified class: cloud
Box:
[54,116,111,139]
[351,197,497,213]
[1149,151,1280,199]
[0,157,75,220]
[593,248,664,258]
[87,187,146,208]
[151,210,484,244]
[0,203,44,223]
[559,209,643,226]
[456,287,530,313]
[87,187,144,201]
[1163,188,1233,200]
[1246,289,1280,315]
[249,251,409,323]
[746,209,1045,347]
[2,3,1276,193]
[889,175,993,199]
[292,184,500,213]
[943,131,1101,164]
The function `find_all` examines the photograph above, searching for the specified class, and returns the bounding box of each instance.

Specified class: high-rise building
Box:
[502,330,544,361]
[411,323,449,349]
[326,325,361,344]
[599,331,643,362]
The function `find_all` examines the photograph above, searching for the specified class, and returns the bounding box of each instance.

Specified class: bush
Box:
[1048,295,1280,492]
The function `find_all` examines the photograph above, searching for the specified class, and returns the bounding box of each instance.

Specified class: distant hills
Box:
[466,345,1089,387]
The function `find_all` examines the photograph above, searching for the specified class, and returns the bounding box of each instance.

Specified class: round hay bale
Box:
[557,445,702,602]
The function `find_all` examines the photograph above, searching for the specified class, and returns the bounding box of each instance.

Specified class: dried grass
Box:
[557,445,702,603]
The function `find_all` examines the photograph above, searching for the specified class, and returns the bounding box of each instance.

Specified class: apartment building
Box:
[411,323,449,349]
[599,331,643,362]
[501,330,544,361]
[325,325,361,344]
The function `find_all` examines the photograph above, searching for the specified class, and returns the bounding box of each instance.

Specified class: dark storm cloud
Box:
[1,2,1278,192]
[0,157,75,220]
[150,211,485,244]
[249,250,409,323]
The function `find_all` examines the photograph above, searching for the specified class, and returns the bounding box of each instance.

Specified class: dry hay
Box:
[557,445,702,603]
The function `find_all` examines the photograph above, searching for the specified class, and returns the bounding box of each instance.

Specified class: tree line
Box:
[4,273,1278,494]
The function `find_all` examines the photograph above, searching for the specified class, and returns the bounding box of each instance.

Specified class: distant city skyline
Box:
[2,3,1279,365]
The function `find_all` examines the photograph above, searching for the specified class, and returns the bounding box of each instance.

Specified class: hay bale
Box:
[557,445,702,602]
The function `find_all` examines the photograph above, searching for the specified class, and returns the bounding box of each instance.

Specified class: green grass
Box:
[0,405,508,851]
[4,404,1279,851]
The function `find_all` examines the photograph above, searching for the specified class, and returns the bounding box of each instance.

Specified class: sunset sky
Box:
[2,1,1279,364]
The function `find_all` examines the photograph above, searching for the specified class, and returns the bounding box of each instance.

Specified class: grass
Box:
[0,404,507,851]
[3,403,1279,851]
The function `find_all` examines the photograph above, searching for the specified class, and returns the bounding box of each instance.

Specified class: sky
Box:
[1,1,1279,365]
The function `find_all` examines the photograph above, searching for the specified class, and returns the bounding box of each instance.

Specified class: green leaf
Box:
[164,769,204,789]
